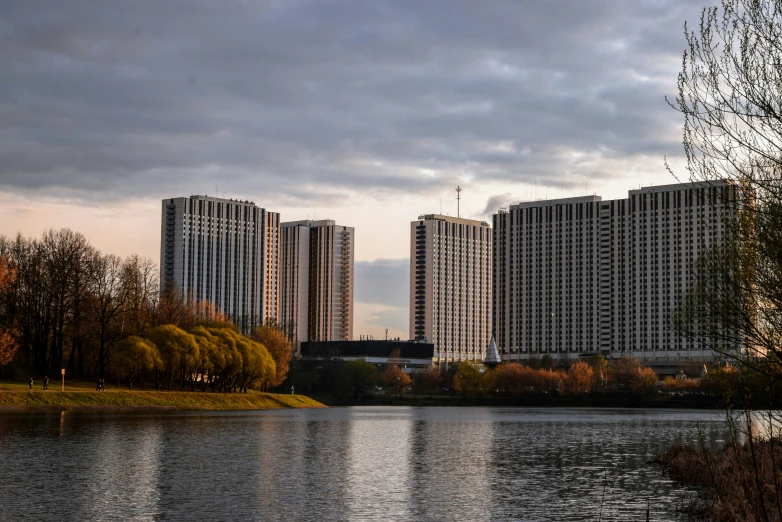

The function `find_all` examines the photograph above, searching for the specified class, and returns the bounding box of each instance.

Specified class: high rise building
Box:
[410,214,492,364]
[492,181,738,363]
[160,195,280,331]
[280,220,354,343]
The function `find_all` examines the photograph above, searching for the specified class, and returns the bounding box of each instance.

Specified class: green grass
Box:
[0,378,100,392]
[0,379,325,411]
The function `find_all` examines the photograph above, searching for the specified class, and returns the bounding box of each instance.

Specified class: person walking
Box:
[29,377,33,391]
[96,378,101,391]
[43,376,48,391]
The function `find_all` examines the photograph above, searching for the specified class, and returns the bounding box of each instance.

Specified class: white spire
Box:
[484,336,501,365]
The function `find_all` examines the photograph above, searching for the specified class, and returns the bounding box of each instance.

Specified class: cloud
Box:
[354,258,409,309]
[0,0,708,205]
[353,303,408,341]
[481,193,513,217]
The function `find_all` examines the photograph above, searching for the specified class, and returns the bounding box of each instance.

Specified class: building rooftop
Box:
[281,219,336,228]
[187,195,259,206]
[503,180,732,212]
[510,195,601,210]
[415,214,490,227]
[301,340,435,359]
[627,179,730,196]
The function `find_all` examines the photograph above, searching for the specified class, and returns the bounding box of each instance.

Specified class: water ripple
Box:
[0,407,729,521]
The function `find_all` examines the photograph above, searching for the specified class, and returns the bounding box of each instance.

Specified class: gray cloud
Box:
[0,0,708,203]
[481,193,513,217]
[354,258,409,309]
[354,257,409,336]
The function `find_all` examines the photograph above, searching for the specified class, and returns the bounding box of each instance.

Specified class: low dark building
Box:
[300,340,434,372]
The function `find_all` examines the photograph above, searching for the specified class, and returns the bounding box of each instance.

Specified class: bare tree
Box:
[666,3,782,519]
[668,0,782,370]
[89,253,128,376]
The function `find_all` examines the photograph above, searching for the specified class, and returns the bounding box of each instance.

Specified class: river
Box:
[0,407,731,521]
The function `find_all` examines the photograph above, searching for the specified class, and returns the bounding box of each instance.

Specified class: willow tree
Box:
[110,336,162,389]
[146,324,199,391]
[253,323,292,389]
[191,326,222,392]
[669,0,782,374]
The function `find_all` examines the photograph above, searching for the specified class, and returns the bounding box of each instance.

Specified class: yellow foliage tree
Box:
[110,336,162,389]
[379,365,411,398]
[452,362,485,397]
[146,324,199,390]
[563,362,594,396]
[253,323,292,389]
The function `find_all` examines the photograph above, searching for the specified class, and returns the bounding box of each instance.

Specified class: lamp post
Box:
[61,368,65,392]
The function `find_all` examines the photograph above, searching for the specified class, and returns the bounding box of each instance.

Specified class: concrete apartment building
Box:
[410,214,492,364]
[160,195,280,331]
[492,181,738,365]
[280,220,354,343]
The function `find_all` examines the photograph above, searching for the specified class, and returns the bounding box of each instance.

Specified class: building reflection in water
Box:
[344,407,414,520]
[76,415,162,520]
[0,407,737,521]
[254,408,352,520]
[408,407,494,522]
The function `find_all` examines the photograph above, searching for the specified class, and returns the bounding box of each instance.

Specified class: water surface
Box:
[0,407,730,521]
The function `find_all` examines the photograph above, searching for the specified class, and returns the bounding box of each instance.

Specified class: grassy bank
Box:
[0,388,325,412]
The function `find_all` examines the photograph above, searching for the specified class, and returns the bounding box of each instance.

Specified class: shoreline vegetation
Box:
[309,392,719,409]
[654,435,782,521]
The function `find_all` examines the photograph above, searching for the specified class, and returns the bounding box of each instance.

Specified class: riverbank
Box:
[0,390,325,412]
[654,437,782,521]
[313,392,720,409]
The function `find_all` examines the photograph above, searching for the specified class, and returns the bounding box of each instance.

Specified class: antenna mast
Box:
[456,185,462,218]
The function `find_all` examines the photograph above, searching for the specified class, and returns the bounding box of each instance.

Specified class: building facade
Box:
[410,214,492,364]
[280,220,354,343]
[160,195,280,331]
[492,181,737,363]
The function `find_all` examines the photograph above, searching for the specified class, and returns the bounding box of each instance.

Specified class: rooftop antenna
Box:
[456,186,462,218]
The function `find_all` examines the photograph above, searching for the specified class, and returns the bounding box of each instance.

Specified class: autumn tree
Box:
[208,327,245,392]
[379,365,411,398]
[231,330,275,392]
[191,326,222,392]
[494,363,528,397]
[253,323,292,389]
[414,366,442,397]
[452,362,485,397]
[109,336,162,389]
[0,255,17,369]
[146,324,199,391]
[587,354,609,391]
[609,357,658,395]
[563,362,594,396]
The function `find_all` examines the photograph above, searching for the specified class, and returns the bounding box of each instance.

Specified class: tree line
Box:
[294,354,679,403]
[0,229,292,392]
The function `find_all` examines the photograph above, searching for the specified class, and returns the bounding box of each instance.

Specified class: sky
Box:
[0,0,710,339]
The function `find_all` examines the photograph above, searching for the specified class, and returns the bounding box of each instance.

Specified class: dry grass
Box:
[655,438,782,521]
